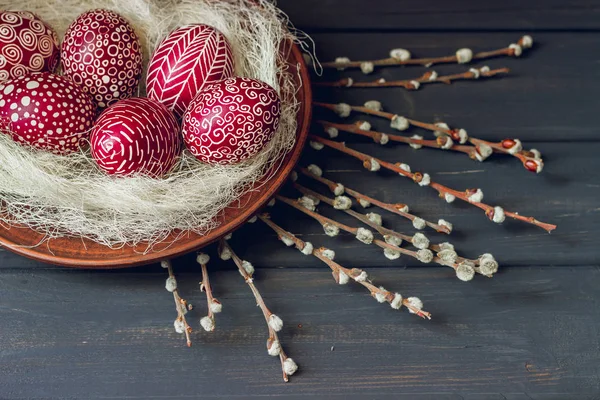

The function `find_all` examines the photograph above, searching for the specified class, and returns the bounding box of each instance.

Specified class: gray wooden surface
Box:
[1,1,600,398]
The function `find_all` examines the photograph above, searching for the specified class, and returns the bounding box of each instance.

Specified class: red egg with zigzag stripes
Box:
[90,97,181,177]
[146,24,234,117]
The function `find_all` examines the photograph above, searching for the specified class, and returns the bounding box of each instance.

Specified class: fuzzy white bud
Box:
[521,35,533,49]
[480,65,490,74]
[281,235,295,247]
[334,57,351,70]
[219,245,232,260]
[390,48,411,61]
[364,100,382,111]
[456,48,473,64]
[391,293,404,309]
[367,158,380,172]
[418,173,431,187]
[323,223,340,237]
[456,262,475,282]
[412,217,426,230]
[321,249,336,260]
[407,297,423,313]
[165,276,177,292]
[301,242,314,255]
[509,43,522,57]
[469,68,480,79]
[283,358,298,376]
[210,299,222,314]
[326,126,339,138]
[416,249,434,263]
[478,253,499,276]
[428,70,438,81]
[360,62,374,74]
[444,192,456,203]
[356,227,374,244]
[379,133,389,145]
[437,249,458,264]
[507,139,523,155]
[248,215,258,224]
[353,270,368,282]
[375,287,388,303]
[390,115,409,131]
[267,338,281,356]
[358,121,371,131]
[242,260,255,276]
[439,242,455,251]
[331,183,344,196]
[268,314,284,332]
[475,143,493,161]
[410,135,423,149]
[384,234,402,247]
[434,122,450,137]
[160,260,170,269]
[200,315,215,332]
[409,80,420,90]
[345,77,354,87]
[358,198,371,208]
[224,233,233,240]
[468,188,484,203]
[367,212,383,226]
[338,270,349,285]
[492,206,506,223]
[196,253,210,265]
[267,198,276,207]
[332,196,351,210]
[174,319,185,334]
[334,103,352,118]
[384,248,401,260]
[530,148,542,160]
[310,141,324,151]
[412,233,430,250]
[457,129,469,144]
[438,219,453,232]
[440,137,454,149]
[307,164,322,177]
[298,196,316,211]
[398,163,411,173]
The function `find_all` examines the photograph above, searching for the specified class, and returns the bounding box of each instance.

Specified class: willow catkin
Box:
[0,0,302,250]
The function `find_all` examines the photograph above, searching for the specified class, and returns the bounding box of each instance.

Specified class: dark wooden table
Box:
[2,1,600,398]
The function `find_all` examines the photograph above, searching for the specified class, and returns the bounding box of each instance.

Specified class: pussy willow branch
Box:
[258,214,431,319]
[314,66,509,89]
[197,253,221,331]
[321,35,532,70]
[219,240,297,382]
[162,260,192,347]
[297,166,451,234]
[315,102,543,173]
[309,135,557,233]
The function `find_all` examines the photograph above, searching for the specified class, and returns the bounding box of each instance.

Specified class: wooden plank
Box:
[278,0,600,31]
[1,140,597,270]
[311,32,600,142]
[1,267,599,398]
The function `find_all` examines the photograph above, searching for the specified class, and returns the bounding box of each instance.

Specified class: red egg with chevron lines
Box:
[90,97,181,177]
[146,24,234,117]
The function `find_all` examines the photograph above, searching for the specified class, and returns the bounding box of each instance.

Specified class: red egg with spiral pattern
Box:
[0,11,60,82]
[61,9,142,109]
[146,24,234,117]
[90,97,181,177]
[0,72,96,154]
[182,77,281,165]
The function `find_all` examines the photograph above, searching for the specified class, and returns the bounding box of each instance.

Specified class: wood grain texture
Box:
[278,0,600,31]
[1,267,599,398]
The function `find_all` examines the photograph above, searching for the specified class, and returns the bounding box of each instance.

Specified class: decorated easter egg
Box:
[146,24,234,117]
[0,11,60,82]
[182,77,280,165]
[61,9,143,108]
[0,72,96,154]
[90,97,181,177]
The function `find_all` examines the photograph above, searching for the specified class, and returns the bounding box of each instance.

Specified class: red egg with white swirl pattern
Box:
[61,9,142,108]
[90,97,181,177]
[0,72,96,154]
[182,77,281,165]
[0,11,60,82]
[147,24,234,117]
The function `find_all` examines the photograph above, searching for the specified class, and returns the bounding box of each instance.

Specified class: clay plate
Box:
[0,41,312,268]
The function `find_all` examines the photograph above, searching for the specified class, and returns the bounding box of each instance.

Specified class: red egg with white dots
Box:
[182,77,281,165]
[61,9,143,108]
[0,72,96,154]
[0,11,60,82]
[91,97,181,177]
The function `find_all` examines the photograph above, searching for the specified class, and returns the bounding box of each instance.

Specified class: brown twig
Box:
[297,166,451,234]
[197,253,221,332]
[314,66,509,89]
[321,36,532,70]
[315,102,543,173]
[309,135,557,233]
[258,214,431,319]
[219,240,297,382]
[162,259,192,347]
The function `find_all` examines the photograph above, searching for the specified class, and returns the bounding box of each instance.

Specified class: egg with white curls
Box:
[0,72,96,154]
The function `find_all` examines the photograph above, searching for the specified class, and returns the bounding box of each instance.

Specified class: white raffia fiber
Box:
[0,0,301,249]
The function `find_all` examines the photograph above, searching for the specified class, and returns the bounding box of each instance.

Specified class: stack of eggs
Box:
[0,9,281,177]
